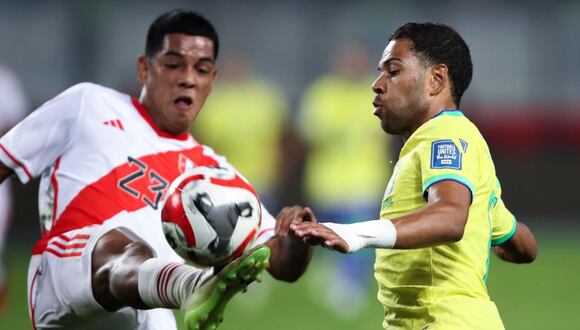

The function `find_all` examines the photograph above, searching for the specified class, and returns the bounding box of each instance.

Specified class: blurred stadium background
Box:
[1,1,579,329]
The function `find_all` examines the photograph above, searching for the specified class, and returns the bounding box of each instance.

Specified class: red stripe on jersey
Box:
[231,228,257,259]
[116,119,125,131]
[48,157,62,237]
[132,99,190,141]
[45,248,83,258]
[0,143,33,180]
[51,241,87,250]
[32,146,221,255]
[57,233,91,242]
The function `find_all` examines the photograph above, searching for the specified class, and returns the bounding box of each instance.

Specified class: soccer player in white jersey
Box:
[292,22,537,329]
[0,10,313,330]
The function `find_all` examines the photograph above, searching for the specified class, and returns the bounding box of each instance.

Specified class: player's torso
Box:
[375,112,500,324]
[34,86,221,254]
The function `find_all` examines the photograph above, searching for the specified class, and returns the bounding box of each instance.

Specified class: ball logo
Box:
[178,153,196,173]
[186,191,254,255]
[161,166,261,267]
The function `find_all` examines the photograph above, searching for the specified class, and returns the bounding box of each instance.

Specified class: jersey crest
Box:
[178,153,196,173]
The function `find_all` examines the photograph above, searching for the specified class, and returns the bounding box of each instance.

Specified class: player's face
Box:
[371,38,430,138]
[138,33,218,135]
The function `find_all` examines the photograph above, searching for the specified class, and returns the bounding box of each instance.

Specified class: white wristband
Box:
[320,219,397,253]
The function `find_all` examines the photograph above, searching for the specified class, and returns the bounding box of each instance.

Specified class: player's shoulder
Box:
[417,110,481,140]
[73,82,128,100]
[52,82,128,103]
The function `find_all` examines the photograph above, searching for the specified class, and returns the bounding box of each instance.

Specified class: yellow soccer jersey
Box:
[376,110,516,330]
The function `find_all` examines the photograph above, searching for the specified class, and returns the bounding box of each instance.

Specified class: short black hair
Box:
[145,9,219,60]
[390,22,472,107]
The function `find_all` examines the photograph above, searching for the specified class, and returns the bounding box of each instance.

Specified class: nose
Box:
[372,74,385,94]
[178,68,196,89]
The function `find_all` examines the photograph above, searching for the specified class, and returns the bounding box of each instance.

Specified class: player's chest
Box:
[69,119,219,209]
[380,151,424,215]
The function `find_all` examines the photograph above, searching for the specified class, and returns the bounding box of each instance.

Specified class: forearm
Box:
[319,200,468,252]
[266,235,312,282]
[494,222,537,263]
[392,200,468,249]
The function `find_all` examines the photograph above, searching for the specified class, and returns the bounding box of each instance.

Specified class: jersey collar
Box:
[402,109,465,147]
[431,109,464,119]
[131,99,191,141]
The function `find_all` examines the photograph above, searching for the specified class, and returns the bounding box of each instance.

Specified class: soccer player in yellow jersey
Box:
[292,22,537,329]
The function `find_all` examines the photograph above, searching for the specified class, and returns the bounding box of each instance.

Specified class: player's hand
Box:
[290,222,349,253]
[492,245,507,260]
[275,206,317,238]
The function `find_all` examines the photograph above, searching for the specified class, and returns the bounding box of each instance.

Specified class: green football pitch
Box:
[0,233,577,330]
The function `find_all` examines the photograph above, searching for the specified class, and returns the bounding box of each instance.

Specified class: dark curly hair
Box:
[390,22,472,107]
[145,9,219,60]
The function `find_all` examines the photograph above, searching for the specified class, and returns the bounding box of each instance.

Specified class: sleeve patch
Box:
[431,139,462,170]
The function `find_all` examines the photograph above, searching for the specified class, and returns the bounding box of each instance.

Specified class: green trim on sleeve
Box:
[422,173,476,202]
[491,216,518,246]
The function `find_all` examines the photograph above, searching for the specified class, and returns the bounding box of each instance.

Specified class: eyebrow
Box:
[161,50,185,59]
[161,51,215,64]
[378,57,402,69]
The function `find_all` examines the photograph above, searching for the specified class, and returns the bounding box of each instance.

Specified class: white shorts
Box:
[27,222,178,330]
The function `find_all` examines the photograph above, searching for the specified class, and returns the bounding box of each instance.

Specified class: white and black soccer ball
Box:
[161,166,262,267]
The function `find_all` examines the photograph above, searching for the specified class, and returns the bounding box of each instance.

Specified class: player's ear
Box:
[428,63,448,97]
[137,55,149,85]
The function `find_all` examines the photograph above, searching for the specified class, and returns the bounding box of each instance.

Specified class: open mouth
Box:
[174,96,193,107]
[372,100,382,117]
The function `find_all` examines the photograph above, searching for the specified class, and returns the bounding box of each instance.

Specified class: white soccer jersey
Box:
[0,83,275,261]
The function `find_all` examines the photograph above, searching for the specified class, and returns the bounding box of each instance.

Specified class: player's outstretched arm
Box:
[0,161,13,185]
[391,180,470,248]
[291,180,470,252]
[266,206,314,282]
[492,222,537,264]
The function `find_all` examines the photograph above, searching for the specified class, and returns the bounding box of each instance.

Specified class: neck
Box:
[403,100,457,140]
[138,91,163,129]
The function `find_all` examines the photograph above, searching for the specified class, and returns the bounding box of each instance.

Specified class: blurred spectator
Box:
[0,66,28,313]
[297,41,393,315]
[190,52,290,209]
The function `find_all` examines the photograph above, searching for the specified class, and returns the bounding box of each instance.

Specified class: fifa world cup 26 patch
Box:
[431,139,462,169]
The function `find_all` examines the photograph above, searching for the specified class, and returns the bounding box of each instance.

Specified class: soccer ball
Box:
[161,166,262,267]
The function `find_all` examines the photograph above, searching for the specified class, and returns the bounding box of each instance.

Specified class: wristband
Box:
[320,219,397,253]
